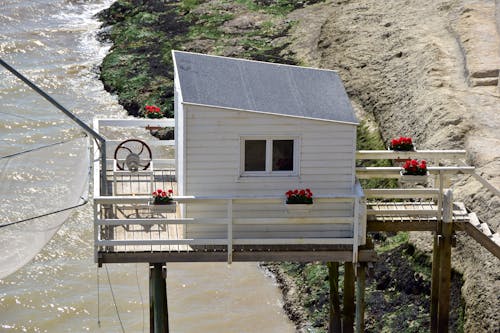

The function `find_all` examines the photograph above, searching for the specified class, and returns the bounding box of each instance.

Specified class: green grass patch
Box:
[377,232,409,253]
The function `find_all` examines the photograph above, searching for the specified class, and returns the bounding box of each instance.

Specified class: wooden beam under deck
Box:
[98,248,378,264]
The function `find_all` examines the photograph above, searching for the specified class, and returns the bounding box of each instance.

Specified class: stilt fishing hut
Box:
[92,52,500,333]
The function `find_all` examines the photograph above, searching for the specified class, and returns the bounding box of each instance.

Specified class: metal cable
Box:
[0,197,88,228]
[105,264,126,333]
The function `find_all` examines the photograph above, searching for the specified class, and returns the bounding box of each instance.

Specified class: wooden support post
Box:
[328,262,342,333]
[437,222,452,332]
[150,263,169,333]
[355,264,366,333]
[437,190,453,333]
[343,262,355,333]
[430,230,441,333]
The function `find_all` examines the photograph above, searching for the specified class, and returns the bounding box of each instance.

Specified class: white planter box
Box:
[285,203,314,214]
[149,201,177,214]
[399,170,429,184]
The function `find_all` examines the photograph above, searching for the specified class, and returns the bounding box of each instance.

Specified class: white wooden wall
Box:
[182,103,357,239]
[174,67,185,196]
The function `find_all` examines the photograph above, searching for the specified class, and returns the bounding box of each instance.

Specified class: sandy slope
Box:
[288,0,499,331]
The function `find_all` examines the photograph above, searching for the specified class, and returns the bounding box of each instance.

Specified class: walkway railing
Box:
[94,192,365,263]
[357,149,500,260]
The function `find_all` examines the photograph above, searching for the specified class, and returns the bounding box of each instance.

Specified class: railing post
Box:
[227,199,233,264]
[93,201,99,264]
[352,198,359,263]
[437,171,444,222]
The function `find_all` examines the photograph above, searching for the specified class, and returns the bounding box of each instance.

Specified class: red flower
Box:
[402,159,427,176]
[152,188,174,204]
[145,105,163,119]
[390,136,414,151]
[285,188,313,204]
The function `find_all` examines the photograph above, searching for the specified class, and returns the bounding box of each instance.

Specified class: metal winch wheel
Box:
[113,139,152,171]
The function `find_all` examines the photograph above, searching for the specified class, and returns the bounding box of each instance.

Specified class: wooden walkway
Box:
[367,201,470,231]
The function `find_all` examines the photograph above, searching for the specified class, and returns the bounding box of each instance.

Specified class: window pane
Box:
[245,140,266,171]
[272,140,294,171]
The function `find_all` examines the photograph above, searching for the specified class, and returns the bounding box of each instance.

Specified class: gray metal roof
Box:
[173,51,358,124]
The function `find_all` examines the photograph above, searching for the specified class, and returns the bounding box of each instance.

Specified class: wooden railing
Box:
[94,189,365,263]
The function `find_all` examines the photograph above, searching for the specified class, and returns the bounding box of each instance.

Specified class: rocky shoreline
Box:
[97,0,499,331]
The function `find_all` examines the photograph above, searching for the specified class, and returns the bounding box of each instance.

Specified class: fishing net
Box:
[0,136,90,278]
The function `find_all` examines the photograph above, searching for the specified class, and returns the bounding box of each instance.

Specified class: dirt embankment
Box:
[287,0,499,331]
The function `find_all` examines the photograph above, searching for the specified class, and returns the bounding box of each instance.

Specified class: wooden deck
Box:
[96,168,373,264]
[367,201,470,232]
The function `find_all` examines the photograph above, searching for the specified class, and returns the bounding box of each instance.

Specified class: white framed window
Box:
[240,136,299,176]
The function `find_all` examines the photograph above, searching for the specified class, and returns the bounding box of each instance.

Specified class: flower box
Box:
[285,202,314,214]
[399,170,429,184]
[149,201,177,214]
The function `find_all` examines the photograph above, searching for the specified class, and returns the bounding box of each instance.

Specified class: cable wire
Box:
[105,264,126,333]
[0,197,88,228]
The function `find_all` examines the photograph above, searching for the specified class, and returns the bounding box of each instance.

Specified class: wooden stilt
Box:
[430,230,441,333]
[355,263,366,333]
[150,263,169,333]
[437,191,453,333]
[437,222,452,332]
[328,262,342,333]
[343,262,355,333]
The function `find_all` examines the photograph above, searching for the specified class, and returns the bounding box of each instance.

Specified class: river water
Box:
[0,1,295,331]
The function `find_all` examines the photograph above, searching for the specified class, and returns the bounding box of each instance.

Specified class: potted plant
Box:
[285,188,314,213]
[149,188,176,213]
[400,159,428,183]
[145,105,164,119]
[389,136,415,151]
